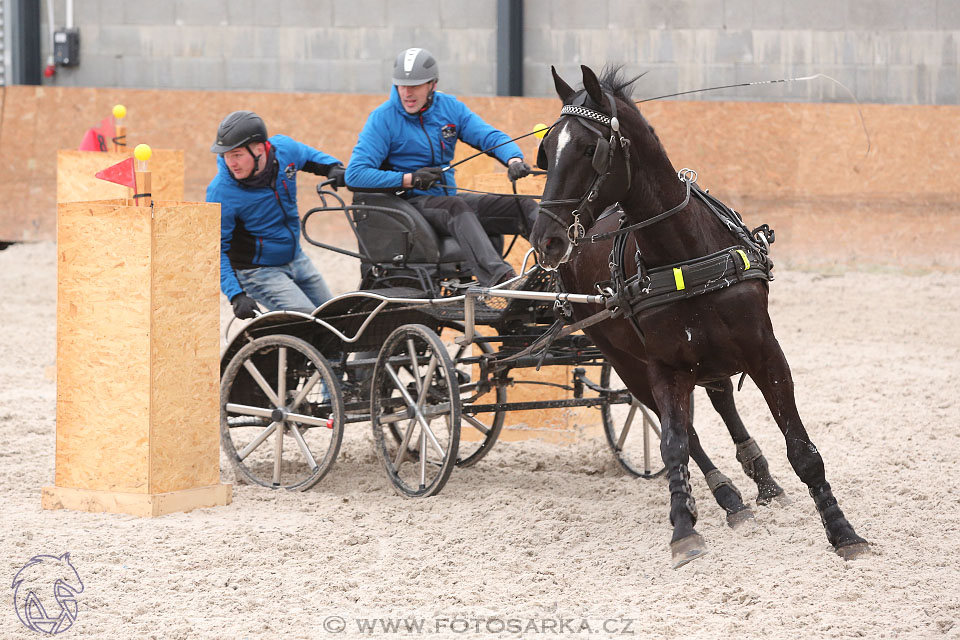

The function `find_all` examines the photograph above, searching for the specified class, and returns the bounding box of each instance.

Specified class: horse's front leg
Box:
[650,372,706,568]
[703,377,787,505]
[750,338,870,559]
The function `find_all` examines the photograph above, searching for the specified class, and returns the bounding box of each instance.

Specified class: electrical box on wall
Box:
[54,28,80,67]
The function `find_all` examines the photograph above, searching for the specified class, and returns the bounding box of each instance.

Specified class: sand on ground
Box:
[1,239,959,639]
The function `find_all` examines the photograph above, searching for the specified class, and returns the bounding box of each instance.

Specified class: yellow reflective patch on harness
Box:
[673,267,685,290]
[735,249,750,270]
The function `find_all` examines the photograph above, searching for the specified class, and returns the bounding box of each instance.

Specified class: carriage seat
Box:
[349,192,502,269]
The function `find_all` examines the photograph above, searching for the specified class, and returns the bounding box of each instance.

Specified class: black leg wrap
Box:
[738,438,785,503]
[736,438,762,478]
[669,464,698,527]
[809,482,862,548]
[704,469,742,500]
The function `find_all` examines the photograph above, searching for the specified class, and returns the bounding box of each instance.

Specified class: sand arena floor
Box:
[1,240,959,639]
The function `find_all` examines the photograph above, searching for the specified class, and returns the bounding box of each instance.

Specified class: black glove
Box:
[230,292,259,319]
[507,160,532,182]
[410,166,443,190]
[326,165,347,188]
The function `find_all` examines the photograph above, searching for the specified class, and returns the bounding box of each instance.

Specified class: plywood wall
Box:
[55,199,222,494]
[4,86,959,265]
[149,202,221,494]
[57,150,185,203]
[56,200,154,492]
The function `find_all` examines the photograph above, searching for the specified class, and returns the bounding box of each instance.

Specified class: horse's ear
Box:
[552,66,576,103]
[581,65,604,106]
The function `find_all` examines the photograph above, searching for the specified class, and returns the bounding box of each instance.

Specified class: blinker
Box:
[591,137,610,174]
[536,142,548,170]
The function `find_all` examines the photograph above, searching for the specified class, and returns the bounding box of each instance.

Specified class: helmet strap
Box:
[245,144,263,174]
[420,82,437,112]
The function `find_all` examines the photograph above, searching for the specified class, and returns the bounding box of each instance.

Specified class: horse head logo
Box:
[12,552,84,635]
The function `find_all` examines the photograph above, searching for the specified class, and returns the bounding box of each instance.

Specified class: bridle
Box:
[537,92,695,251]
[538,91,632,247]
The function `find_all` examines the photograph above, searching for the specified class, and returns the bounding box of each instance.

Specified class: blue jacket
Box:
[206,134,341,301]
[345,89,523,197]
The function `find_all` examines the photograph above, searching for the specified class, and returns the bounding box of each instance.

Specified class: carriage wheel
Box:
[599,363,666,479]
[371,324,460,498]
[220,334,345,491]
[442,323,507,468]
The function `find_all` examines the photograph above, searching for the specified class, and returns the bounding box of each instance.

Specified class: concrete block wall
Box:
[35,0,960,104]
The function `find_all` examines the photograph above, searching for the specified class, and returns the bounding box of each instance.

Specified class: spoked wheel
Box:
[599,363,666,479]
[371,324,460,498]
[442,323,507,467]
[220,334,344,491]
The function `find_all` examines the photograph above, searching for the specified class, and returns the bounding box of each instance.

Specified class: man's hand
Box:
[507,160,532,182]
[411,166,443,190]
[231,292,259,319]
[327,165,347,188]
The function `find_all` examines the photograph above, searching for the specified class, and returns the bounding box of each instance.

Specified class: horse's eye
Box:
[585,145,596,158]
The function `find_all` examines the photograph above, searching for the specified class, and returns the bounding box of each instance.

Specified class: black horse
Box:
[531,65,869,566]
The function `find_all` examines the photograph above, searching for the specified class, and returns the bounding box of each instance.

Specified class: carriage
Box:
[217,179,664,497]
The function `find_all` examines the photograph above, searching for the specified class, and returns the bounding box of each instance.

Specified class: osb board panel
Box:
[56,150,185,203]
[149,202,221,493]
[56,200,152,492]
[4,85,958,257]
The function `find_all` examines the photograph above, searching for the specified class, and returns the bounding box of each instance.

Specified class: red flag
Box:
[78,128,108,151]
[94,157,136,188]
[78,117,116,151]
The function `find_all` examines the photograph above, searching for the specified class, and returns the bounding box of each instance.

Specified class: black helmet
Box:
[210,111,268,153]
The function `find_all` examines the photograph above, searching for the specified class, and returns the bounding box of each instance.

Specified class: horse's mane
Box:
[596,66,644,116]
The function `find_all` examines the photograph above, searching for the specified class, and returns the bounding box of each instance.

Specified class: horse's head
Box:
[530,65,640,269]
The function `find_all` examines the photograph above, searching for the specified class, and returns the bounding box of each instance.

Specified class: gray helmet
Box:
[392,48,439,86]
[210,110,268,153]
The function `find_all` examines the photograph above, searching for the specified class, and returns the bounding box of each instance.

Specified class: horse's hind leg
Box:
[686,422,755,528]
[704,378,786,505]
[750,340,869,558]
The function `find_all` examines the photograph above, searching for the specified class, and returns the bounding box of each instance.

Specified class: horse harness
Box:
[600,181,776,344]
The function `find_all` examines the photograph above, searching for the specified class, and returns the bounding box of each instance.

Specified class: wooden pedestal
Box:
[56,150,185,203]
[43,199,231,517]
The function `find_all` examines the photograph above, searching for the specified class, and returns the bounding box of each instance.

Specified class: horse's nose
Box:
[544,234,566,258]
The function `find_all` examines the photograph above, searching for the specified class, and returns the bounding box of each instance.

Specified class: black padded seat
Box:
[350,192,502,271]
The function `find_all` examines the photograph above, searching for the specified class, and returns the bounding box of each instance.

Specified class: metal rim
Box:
[371,324,460,498]
[220,334,345,491]
[599,363,666,479]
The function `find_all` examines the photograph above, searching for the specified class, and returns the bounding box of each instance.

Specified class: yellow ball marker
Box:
[134,144,152,162]
[112,104,127,119]
[533,123,549,139]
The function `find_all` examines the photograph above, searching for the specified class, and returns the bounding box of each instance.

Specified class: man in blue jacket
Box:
[207,111,346,319]
[345,48,537,287]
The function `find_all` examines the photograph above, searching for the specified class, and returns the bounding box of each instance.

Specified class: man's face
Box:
[397,81,436,114]
[223,142,264,180]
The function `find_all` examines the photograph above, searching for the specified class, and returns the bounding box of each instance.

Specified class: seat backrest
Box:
[350,193,441,264]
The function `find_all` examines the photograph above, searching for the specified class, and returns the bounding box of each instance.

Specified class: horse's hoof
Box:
[758,492,791,507]
[726,507,756,529]
[671,533,708,569]
[836,541,871,561]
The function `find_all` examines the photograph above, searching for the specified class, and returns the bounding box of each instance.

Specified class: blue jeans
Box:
[235,251,332,313]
